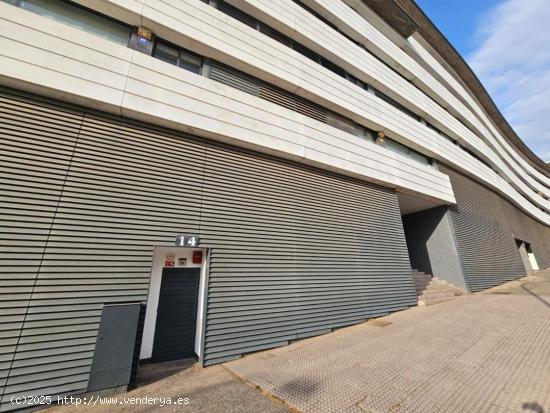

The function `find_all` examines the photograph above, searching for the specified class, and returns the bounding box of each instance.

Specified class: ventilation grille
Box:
[209,63,259,96]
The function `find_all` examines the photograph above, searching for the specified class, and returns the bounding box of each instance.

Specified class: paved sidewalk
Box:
[225,270,550,413]
[44,363,289,413]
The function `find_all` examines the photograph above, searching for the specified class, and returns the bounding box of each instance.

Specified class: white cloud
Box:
[467,0,550,162]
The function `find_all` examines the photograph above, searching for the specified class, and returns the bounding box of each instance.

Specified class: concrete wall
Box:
[402,206,469,290]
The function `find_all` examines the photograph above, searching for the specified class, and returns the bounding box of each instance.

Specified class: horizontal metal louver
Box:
[208,62,259,96]
[0,88,205,410]
[0,88,420,399]
[293,95,328,123]
[0,90,84,410]
[200,141,416,365]
[259,81,329,123]
[440,165,531,291]
[208,63,328,124]
[327,112,359,135]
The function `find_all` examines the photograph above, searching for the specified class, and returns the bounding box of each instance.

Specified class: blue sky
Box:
[417,0,550,162]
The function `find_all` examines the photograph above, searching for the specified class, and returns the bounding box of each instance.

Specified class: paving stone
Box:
[225,270,550,413]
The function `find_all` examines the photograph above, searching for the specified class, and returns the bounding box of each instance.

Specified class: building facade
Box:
[0,0,549,409]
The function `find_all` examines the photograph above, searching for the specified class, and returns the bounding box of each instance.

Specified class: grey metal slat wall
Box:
[497,188,550,269]
[0,91,83,408]
[0,89,206,409]
[0,87,418,405]
[201,141,417,365]
[440,165,550,291]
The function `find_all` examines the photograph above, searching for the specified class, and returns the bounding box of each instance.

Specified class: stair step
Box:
[422,284,459,292]
[418,291,456,300]
[417,289,463,297]
[418,296,456,306]
[412,274,467,306]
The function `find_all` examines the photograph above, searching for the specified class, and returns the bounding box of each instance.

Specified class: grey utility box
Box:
[87,303,143,392]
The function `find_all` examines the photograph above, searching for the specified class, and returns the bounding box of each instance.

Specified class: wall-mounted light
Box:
[137,26,152,40]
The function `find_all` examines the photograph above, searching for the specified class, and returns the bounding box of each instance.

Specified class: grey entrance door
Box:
[152,267,200,362]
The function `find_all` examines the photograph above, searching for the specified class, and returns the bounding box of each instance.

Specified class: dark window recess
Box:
[179,50,202,73]
[154,41,178,65]
[293,42,320,62]
[459,144,494,170]
[153,40,202,74]
[347,73,368,90]
[374,91,420,121]
[259,24,293,48]
[321,57,347,77]
[291,0,339,32]
[216,0,257,29]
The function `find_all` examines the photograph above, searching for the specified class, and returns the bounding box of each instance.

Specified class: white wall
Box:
[0,1,456,207]
[140,246,208,360]
[1,1,549,226]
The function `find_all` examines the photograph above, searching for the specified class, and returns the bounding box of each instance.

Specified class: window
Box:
[385,139,410,157]
[384,139,431,166]
[179,50,202,74]
[3,0,131,45]
[153,41,179,66]
[153,41,202,74]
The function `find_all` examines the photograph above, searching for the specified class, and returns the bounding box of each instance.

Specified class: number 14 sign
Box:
[175,234,199,247]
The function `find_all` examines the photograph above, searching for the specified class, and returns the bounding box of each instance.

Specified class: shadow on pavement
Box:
[522,401,545,413]
[521,284,550,310]
[277,377,319,398]
[137,358,197,386]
